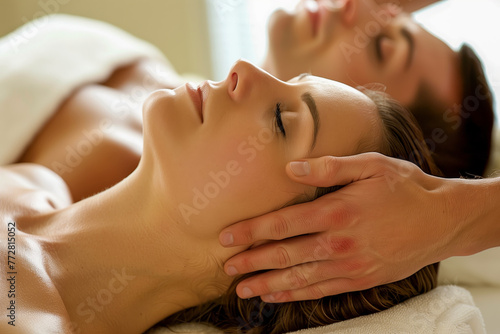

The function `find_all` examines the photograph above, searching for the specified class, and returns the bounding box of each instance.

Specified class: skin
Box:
[0,60,382,333]
[220,154,500,302]
[375,0,439,12]
[13,0,468,303]
[261,0,460,107]
[20,0,458,203]
[220,0,468,301]
[19,58,185,202]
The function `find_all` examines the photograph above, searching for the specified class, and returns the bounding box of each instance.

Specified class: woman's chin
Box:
[142,89,175,119]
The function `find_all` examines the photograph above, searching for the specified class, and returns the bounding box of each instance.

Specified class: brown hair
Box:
[160,90,441,333]
[408,44,494,178]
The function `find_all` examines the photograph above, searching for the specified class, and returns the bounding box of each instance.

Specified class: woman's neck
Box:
[33,166,235,333]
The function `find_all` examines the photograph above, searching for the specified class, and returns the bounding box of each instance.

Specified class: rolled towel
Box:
[288,285,485,334]
[148,285,485,334]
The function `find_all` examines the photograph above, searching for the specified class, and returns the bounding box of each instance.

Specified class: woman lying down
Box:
[0,59,439,333]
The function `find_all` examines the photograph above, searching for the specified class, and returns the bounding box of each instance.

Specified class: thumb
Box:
[286,153,388,187]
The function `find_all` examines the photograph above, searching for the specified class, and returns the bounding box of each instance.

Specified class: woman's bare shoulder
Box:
[0,221,76,333]
[0,307,77,334]
[0,166,75,333]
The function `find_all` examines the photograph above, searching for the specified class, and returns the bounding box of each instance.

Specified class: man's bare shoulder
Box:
[0,163,72,218]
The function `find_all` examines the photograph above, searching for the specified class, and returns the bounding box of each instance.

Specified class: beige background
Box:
[0,0,213,78]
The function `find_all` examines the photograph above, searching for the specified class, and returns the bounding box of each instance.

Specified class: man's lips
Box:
[186,82,204,123]
[304,0,320,37]
[302,0,343,38]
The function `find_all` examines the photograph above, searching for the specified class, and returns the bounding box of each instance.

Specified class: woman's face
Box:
[142,60,380,229]
[264,0,461,107]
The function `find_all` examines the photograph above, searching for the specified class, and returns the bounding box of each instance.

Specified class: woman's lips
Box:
[185,82,204,123]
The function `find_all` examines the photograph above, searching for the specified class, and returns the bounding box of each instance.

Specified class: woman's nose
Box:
[227,59,277,102]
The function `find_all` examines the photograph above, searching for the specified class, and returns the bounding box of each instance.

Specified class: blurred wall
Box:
[0,0,213,78]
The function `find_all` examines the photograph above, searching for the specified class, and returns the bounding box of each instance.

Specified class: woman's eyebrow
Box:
[301,92,320,153]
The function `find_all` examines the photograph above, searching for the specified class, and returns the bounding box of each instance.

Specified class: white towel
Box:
[149,285,485,334]
[0,14,167,165]
[287,285,485,334]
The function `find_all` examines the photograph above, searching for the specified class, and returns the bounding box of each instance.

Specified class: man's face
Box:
[263,0,461,107]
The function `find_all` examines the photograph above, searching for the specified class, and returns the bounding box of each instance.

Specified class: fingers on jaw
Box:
[226,234,335,276]
[269,214,292,240]
[224,235,358,279]
[260,282,330,303]
[261,208,317,241]
[235,265,316,299]
[236,274,272,299]
[320,155,339,181]
[221,220,259,247]
[224,251,260,276]
[224,242,295,277]
[224,211,295,247]
[235,268,303,299]
[221,188,337,248]
[222,206,313,247]
[235,260,371,300]
[292,156,339,187]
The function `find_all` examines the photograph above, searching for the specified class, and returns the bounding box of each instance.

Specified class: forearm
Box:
[446,176,500,257]
[375,0,440,12]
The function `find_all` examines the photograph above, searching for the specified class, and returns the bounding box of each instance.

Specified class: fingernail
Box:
[261,294,276,303]
[263,292,285,303]
[226,265,238,276]
[220,232,234,246]
[290,161,310,176]
[240,287,254,298]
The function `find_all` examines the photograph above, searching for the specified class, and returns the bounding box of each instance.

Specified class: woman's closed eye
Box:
[274,103,286,137]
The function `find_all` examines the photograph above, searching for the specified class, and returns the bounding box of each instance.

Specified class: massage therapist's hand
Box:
[219,153,485,302]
